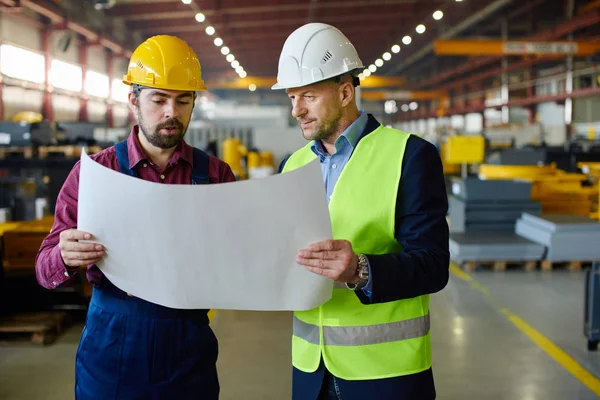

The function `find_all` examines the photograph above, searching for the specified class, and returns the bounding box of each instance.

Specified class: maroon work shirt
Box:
[35,126,236,289]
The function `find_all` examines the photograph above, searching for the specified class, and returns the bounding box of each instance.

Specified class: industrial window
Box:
[86,70,109,98]
[50,59,82,92]
[0,44,45,84]
[111,78,129,103]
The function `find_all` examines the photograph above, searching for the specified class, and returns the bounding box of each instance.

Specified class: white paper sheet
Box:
[77,150,333,311]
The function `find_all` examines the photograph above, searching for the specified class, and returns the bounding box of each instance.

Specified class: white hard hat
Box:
[271,23,364,90]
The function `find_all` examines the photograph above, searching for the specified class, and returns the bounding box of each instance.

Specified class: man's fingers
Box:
[67,230,93,241]
[63,241,104,252]
[61,241,104,252]
[296,257,329,269]
[297,249,337,260]
[304,266,342,281]
[63,257,103,267]
[306,240,338,252]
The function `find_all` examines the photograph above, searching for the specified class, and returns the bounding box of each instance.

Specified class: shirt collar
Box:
[126,125,194,169]
[311,111,368,158]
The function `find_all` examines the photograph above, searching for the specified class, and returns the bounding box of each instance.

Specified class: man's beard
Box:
[300,109,342,142]
[139,116,186,149]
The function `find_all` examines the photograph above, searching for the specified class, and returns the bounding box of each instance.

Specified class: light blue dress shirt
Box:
[310,111,373,294]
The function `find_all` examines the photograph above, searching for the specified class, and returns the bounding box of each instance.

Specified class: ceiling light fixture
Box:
[391,45,401,53]
[433,10,444,20]
[205,26,215,35]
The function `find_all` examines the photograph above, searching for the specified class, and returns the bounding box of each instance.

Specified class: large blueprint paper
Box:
[77,150,333,311]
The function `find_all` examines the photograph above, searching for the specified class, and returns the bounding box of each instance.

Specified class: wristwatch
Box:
[345,254,369,291]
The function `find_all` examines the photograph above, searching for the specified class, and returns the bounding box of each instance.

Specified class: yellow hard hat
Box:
[123,35,207,91]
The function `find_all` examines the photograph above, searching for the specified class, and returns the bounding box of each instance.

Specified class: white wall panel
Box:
[3,86,42,119]
[88,101,107,122]
[113,105,130,128]
[88,46,106,73]
[1,14,41,50]
[52,94,80,122]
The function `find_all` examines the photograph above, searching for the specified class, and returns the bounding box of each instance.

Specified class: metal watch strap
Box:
[345,254,369,291]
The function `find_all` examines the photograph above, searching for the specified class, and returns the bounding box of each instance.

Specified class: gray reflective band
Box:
[294,316,321,345]
[293,314,430,347]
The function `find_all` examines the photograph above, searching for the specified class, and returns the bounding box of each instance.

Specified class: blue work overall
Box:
[75,140,218,400]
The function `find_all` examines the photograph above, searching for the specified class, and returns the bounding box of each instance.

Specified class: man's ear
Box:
[128,91,137,112]
[339,82,354,108]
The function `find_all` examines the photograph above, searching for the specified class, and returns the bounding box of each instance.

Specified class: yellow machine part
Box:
[222,138,248,180]
[12,111,43,124]
[440,143,461,174]
[0,222,22,236]
[444,136,485,164]
[478,164,557,180]
[479,164,599,217]
[247,151,261,170]
[260,151,274,168]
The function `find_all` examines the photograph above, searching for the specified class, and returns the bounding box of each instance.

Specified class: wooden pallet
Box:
[461,260,538,272]
[0,312,70,345]
[540,260,590,271]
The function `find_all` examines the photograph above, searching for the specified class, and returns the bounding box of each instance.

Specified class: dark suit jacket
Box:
[280,114,449,400]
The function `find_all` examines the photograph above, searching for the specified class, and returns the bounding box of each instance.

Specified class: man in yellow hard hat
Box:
[274,23,449,399]
[35,35,234,399]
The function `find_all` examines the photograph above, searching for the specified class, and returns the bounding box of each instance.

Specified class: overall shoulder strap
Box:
[191,148,210,184]
[114,140,136,177]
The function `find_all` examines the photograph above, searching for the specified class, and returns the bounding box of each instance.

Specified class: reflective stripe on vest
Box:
[282,124,432,380]
[293,315,430,346]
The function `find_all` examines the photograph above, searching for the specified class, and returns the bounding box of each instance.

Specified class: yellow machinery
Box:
[479,164,598,216]
[222,138,248,180]
[577,162,600,219]
[12,111,43,124]
[442,135,485,177]
[223,139,276,180]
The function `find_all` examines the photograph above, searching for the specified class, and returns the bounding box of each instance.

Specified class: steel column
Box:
[79,37,88,122]
[41,24,53,122]
[106,49,114,128]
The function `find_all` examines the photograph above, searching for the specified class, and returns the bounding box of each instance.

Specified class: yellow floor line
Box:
[208,309,216,324]
[449,263,600,396]
[449,263,472,282]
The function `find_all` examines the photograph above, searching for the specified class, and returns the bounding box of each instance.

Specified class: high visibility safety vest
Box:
[282,125,431,380]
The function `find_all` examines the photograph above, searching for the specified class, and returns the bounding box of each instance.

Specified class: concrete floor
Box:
[1,269,600,399]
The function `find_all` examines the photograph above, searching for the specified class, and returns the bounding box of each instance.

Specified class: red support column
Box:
[79,37,88,121]
[42,25,54,122]
[106,48,114,128]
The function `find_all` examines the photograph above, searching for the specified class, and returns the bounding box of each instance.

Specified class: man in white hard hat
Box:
[274,23,449,400]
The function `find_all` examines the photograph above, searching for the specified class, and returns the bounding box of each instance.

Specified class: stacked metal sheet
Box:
[515,213,600,261]
[449,232,546,263]
[449,177,541,233]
